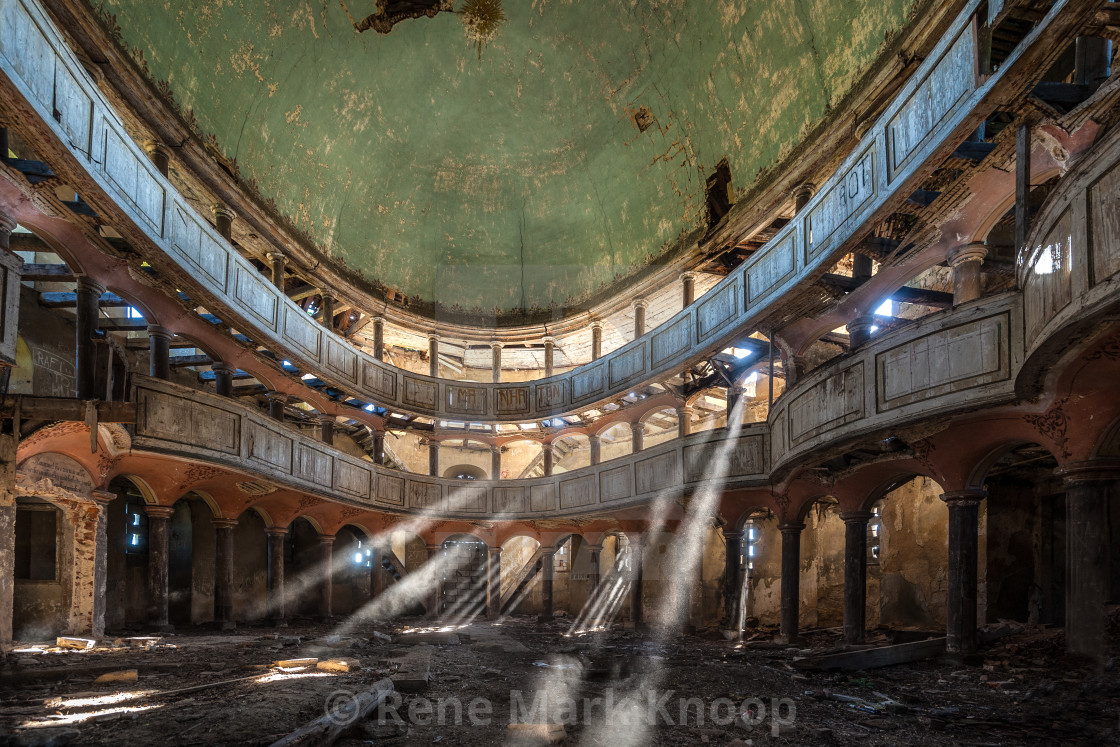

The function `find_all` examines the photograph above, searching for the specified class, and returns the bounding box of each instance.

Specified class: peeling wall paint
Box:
[96,0,917,313]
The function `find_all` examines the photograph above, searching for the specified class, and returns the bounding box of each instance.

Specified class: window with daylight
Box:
[124,502,149,554]
[868,504,883,564]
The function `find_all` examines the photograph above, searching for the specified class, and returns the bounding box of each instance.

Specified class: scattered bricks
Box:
[94,669,138,684]
[505,723,566,745]
[55,637,96,650]
[272,658,318,669]
[316,658,361,673]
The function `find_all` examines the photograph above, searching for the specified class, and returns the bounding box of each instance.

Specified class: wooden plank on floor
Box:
[792,637,947,671]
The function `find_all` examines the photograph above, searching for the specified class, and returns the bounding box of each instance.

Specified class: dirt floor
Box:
[2,613,1119,746]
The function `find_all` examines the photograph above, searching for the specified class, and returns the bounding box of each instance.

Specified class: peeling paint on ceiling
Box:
[95,0,918,315]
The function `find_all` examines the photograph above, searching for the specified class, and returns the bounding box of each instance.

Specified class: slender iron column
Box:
[841,511,871,645]
[941,490,985,657]
[779,522,804,642]
[145,506,175,631]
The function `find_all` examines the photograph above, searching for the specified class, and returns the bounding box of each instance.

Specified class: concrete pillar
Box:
[428,440,440,477]
[543,336,555,378]
[779,522,804,642]
[147,325,171,380]
[142,140,171,176]
[681,271,696,307]
[677,406,694,438]
[587,544,602,596]
[75,276,105,400]
[1056,461,1120,660]
[372,317,385,361]
[319,291,335,330]
[486,546,502,619]
[632,299,647,339]
[212,362,235,397]
[145,505,175,631]
[941,490,985,657]
[211,205,235,242]
[539,547,556,622]
[542,443,554,477]
[948,243,988,305]
[630,421,644,453]
[266,251,287,290]
[490,341,502,383]
[319,535,335,620]
[267,392,286,421]
[318,413,334,445]
[212,518,237,630]
[590,321,602,360]
[846,314,875,350]
[723,530,743,628]
[266,527,287,625]
[589,435,601,466]
[629,535,645,627]
[428,333,440,378]
[840,511,871,645]
[426,544,441,619]
[490,445,501,480]
[792,182,815,214]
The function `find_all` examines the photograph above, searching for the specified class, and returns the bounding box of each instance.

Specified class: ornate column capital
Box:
[542,335,556,346]
[210,204,237,223]
[90,489,115,506]
[142,139,171,161]
[211,518,238,530]
[588,319,602,330]
[265,526,289,537]
[947,241,988,268]
[76,275,106,295]
[839,510,873,524]
[427,332,440,343]
[265,391,288,404]
[778,522,805,534]
[489,339,504,351]
[939,489,987,506]
[146,325,172,341]
[318,534,336,546]
[679,270,697,282]
[722,529,743,541]
[0,211,18,234]
[631,298,648,310]
[1055,459,1120,483]
[144,505,175,520]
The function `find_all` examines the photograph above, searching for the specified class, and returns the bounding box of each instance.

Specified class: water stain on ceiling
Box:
[94,0,919,317]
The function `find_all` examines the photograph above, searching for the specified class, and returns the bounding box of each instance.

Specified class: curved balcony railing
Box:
[0,0,1075,423]
[126,110,1120,519]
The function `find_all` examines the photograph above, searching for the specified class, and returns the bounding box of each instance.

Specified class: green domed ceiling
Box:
[94,0,919,316]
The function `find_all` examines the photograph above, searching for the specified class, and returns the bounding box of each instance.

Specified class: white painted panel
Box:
[53,64,92,153]
[747,233,796,302]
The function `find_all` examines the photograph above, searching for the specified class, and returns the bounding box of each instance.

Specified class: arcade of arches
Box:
[2,0,1120,744]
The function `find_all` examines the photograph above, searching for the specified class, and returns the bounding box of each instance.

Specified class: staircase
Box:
[517,439,577,478]
[500,547,544,614]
